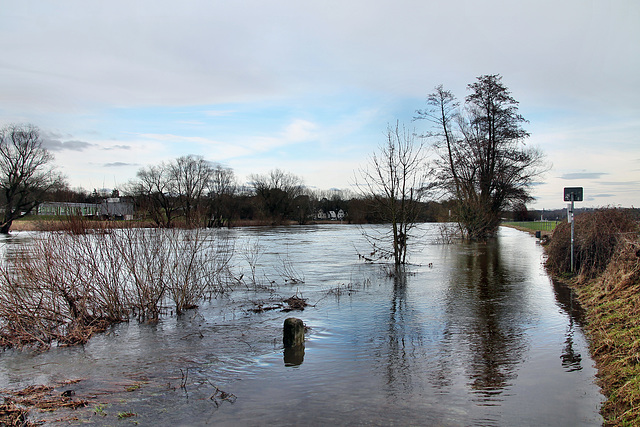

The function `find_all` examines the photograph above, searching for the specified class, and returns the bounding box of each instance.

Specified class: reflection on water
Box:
[0,225,602,426]
[283,344,305,367]
[444,239,528,402]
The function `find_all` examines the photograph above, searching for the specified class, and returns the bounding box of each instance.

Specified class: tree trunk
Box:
[0,221,12,234]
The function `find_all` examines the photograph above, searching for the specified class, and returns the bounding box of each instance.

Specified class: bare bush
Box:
[240,238,264,288]
[166,228,233,314]
[0,225,234,349]
[434,223,461,245]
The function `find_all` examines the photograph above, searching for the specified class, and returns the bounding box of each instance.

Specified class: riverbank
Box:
[501,221,555,239]
[541,209,640,426]
[8,218,352,232]
[553,250,640,426]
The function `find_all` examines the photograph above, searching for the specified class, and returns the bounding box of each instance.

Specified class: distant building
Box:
[36,198,134,220]
[100,198,134,220]
[36,202,100,217]
[315,208,347,221]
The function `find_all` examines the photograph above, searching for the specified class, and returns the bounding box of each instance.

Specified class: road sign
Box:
[563,187,584,273]
[564,187,583,202]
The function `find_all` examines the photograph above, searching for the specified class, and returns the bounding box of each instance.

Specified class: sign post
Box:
[563,187,583,273]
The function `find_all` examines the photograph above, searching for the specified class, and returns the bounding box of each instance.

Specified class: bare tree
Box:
[416,75,546,240]
[170,155,214,227]
[250,169,304,223]
[357,122,432,266]
[0,124,65,233]
[127,162,180,227]
[207,164,237,227]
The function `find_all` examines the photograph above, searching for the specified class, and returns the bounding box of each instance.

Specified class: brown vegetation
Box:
[0,379,87,426]
[545,208,640,426]
[0,221,233,350]
[546,208,637,279]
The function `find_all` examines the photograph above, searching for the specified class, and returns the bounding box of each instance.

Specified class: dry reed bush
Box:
[545,208,638,280]
[0,225,234,349]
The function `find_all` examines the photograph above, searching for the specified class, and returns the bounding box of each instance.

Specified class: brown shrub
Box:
[0,227,234,349]
[545,208,638,279]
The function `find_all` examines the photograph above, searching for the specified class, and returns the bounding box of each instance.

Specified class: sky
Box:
[1,0,638,209]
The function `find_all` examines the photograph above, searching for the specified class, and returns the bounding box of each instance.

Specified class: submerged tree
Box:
[416,75,545,240]
[0,124,65,234]
[357,122,432,266]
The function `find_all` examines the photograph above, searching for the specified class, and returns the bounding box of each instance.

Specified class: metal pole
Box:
[570,194,575,273]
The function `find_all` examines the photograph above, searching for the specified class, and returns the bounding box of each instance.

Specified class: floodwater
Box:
[0,224,602,426]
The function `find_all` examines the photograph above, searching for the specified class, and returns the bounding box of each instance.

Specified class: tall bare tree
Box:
[416,75,545,240]
[0,124,65,233]
[358,122,432,266]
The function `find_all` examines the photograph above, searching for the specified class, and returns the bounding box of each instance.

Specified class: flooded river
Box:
[0,224,602,426]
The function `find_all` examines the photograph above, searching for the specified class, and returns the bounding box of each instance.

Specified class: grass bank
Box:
[501,220,558,238]
[544,208,640,426]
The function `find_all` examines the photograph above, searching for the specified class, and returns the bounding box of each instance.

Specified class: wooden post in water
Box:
[283,317,304,348]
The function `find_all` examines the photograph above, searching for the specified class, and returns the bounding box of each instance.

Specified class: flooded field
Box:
[0,224,602,426]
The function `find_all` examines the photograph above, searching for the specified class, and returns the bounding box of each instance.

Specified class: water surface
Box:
[0,225,602,426]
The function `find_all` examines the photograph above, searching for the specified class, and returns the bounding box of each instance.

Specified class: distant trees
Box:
[170,155,215,227]
[357,123,432,266]
[0,124,65,233]
[127,159,315,227]
[250,169,305,224]
[128,162,181,227]
[207,164,238,227]
[416,74,545,240]
[127,155,238,228]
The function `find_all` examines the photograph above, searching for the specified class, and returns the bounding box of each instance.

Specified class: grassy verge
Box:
[502,220,558,237]
[544,208,640,426]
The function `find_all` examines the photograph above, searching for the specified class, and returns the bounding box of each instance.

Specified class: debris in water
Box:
[282,295,308,312]
[0,379,88,425]
[248,294,310,313]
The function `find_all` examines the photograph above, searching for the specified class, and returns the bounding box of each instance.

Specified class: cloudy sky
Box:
[1,0,638,209]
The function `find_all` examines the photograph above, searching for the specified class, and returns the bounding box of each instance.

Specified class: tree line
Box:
[58,162,450,228]
[0,125,449,231]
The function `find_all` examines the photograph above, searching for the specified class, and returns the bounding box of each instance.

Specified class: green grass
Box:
[503,221,559,232]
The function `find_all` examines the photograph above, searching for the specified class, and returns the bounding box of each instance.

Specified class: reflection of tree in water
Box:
[377,268,426,398]
[551,279,584,372]
[435,240,530,402]
[560,319,583,372]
